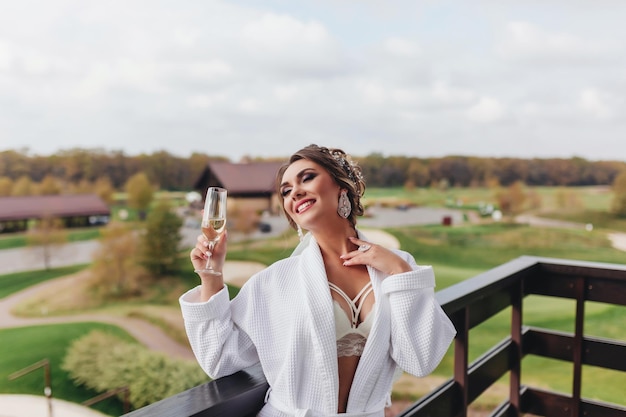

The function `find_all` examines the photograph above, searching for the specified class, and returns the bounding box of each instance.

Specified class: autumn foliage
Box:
[1,149,625,196]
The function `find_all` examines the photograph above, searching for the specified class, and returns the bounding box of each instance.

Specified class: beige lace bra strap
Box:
[328,281,373,328]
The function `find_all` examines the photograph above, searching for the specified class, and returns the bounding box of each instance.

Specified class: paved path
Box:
[0,241,100,275]
[515,214,590,230]
[0,269,195,360]
[360,206,464,228]
[516,214,626,252]
[0,394,109,417]
[608,232,626,251]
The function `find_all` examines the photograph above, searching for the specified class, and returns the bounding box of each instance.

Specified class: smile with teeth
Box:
[296,200,314,214]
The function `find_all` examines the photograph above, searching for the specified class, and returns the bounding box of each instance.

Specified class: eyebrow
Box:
[280,167,316,189]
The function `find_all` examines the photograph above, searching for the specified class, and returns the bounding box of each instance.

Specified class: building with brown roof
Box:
[0,194,110,233]
[194,161,285,214]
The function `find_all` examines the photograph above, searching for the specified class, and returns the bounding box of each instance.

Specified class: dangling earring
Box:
[297,224,304,241]
[337,190,351,219]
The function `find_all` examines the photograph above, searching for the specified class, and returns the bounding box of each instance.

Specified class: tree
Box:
[495,181,527,215]
[26,216,68,270]
[430,157,472,187]
[11,175,34,196]
[140,200,183,276]
[0,176,13,196]
[125,172,154,220]
[72,179,93,194]
[493,158,529,186]
[94,177,115,205]
[91,222,146,297]
[38,174,62,195]
[610,171,626,218]
[229,201,261,246]
[406,160,430,188]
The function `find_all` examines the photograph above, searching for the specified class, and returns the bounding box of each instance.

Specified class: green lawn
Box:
[380,225,625,406]
[390,223,625,271]
[0,265,88,299]
[0,229,101,250]
[0,234,27,250]
[363,185,615,213]
[0,323,138,416]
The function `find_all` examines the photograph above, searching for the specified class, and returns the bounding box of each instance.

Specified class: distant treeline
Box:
[1,148,625,191]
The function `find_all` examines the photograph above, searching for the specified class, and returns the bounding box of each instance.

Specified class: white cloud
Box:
[242,13,330,49]
[466,97,506,124]
[187,94,216,109]
[273,85,301,102]
[390,88,421,106]
[497,21,619,65]
[238,97,262,113]
[1,1,626,161]
[185,60,233,80]
[578,88,615,120]
[239,13,344,77]
[356,79,387,105]
[431,81,475,105]
[0,40,14,71]
[383,37,420,57]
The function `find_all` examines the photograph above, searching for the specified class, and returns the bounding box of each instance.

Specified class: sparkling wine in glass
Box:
[197,187,227,275]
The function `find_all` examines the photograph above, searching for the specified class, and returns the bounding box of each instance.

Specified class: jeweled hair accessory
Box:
[330,150,364,186]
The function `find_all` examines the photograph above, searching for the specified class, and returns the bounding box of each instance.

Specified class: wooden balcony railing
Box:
[123,256,626,417]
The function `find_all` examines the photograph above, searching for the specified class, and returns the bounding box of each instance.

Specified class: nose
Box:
[291,183,305,199]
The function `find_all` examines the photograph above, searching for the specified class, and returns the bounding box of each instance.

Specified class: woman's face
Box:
[279,158,341,231]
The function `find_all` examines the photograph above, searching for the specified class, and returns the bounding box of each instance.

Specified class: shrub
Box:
[62,330,209,409]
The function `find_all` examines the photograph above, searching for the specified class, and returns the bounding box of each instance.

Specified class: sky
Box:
[1,0,626,162]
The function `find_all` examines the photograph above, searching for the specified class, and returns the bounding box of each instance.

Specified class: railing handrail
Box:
[122,256,626,417]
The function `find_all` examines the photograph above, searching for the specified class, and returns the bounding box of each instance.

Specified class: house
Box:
[194,161,285,214]
[0,194,110,233]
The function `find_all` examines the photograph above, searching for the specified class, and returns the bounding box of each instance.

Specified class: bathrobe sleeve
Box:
[179,285,259,379]
[380,253,456,377]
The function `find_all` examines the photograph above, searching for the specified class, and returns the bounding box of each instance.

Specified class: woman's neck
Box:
[311,224,358,259]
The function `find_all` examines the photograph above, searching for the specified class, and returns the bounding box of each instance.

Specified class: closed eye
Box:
[280,168,318,198]
[302,172,316,182]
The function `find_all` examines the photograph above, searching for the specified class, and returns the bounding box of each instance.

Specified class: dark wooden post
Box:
[453,307,469,417]
[510,279,523,416]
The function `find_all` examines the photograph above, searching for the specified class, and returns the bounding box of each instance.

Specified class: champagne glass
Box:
[196,187,227,275]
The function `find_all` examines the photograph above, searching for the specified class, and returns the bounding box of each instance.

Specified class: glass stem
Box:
[205,241,216,271]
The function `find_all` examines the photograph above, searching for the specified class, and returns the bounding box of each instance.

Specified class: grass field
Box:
[377,224,626,406]
[0,323,137,416]
[362,185,614,212]
[0,228,101,250]
[0,265,87,299]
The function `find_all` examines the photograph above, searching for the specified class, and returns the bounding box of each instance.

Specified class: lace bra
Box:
[329,281,375,358]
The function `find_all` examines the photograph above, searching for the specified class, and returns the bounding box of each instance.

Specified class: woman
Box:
[180,144,456,417]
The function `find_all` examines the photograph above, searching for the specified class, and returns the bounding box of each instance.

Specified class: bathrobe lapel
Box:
[346,265,392,412]
[299,238,339,414]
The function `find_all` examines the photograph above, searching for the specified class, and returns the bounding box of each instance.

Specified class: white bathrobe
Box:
[180,233,456,417]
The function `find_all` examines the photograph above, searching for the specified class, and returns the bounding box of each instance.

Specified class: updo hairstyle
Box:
[276,144,366,229]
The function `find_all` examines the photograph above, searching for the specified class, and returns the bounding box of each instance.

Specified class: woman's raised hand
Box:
[340,236,412,276]
[190,231,229,299]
